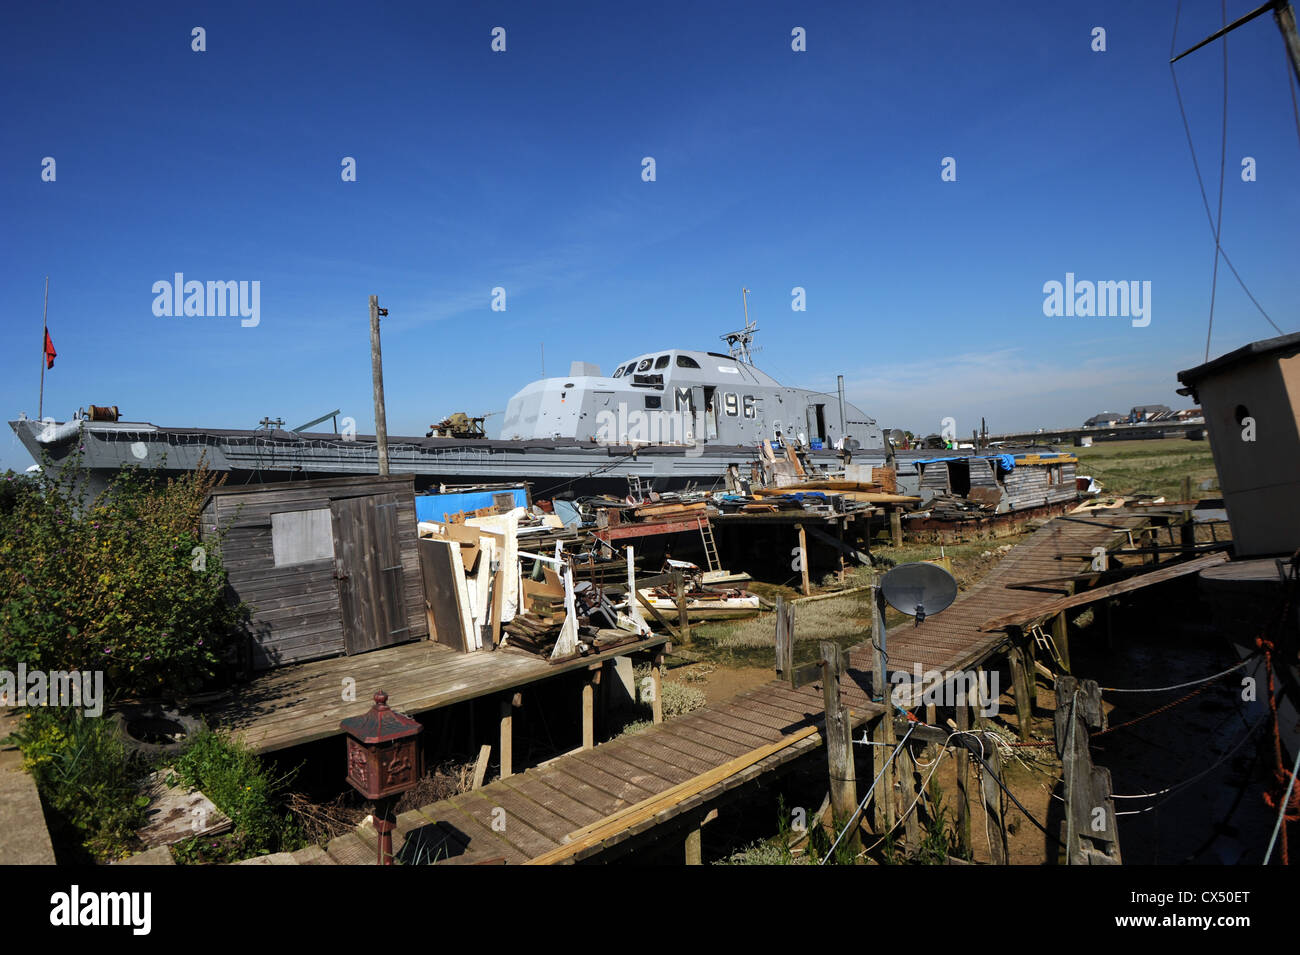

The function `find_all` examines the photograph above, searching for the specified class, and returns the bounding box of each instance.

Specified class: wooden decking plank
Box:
[498,773,606,829]
[651,718,759,758]
[618,731,728,777]
[529,763,636,817]
[430,798,537,862]
[587,742,696,787]
[458,788,568,851]
[553,752,664,806]
[694,705,789,743]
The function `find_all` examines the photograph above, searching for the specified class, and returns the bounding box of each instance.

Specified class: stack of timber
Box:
[418,507,527,653]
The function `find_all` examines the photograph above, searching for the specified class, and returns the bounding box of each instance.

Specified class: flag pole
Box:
[39,275,49,420]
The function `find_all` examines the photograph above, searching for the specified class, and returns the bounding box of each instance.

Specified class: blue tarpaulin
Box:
[415,488,528,523]
[916,454,1017,471]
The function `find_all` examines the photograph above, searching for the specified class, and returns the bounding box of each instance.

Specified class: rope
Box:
[1168,0,1284,339]
[1265,744,1300,865]
[1098,655,1254,693]
[1110,711,1267,814]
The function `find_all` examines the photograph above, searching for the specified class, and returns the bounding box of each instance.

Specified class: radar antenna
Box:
[721,287,760,364]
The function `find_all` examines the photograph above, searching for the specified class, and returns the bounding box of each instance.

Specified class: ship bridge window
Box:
[612,366,624,379]
[654,355,670,369]
[676,355,701,368]
[637,358,653,372]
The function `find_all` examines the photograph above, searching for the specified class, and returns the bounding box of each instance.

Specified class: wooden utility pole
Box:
[369,295,390,475]
[38,275,49,420]
[820,641,860,855]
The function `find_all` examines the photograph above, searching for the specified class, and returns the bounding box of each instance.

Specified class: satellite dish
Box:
[888,429,906,444]
[880,562,958,626]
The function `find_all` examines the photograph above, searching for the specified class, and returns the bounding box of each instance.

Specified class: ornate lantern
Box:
[340,691,423,865]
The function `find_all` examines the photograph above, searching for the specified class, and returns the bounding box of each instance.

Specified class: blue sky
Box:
[2,1,1297,471]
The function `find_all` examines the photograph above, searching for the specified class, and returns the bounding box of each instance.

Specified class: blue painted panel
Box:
[415,488,528,523]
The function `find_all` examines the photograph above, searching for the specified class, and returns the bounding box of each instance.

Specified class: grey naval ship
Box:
[9,322,902,497]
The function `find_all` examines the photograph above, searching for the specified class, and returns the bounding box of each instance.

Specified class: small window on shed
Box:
[271,508,335,567]
[645,395,662,409]
[676,355,701,368]
[654,354,670,369]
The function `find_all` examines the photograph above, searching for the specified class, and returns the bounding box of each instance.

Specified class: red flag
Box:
[43,329,56,369]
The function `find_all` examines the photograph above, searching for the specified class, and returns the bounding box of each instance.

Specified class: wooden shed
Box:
[201,475,427,670]
[1178,331,1300,557]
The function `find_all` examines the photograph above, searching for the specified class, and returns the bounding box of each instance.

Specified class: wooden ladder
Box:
[698,518,721,573]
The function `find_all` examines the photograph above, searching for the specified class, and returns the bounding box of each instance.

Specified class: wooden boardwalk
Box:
[211,634,668,753]
[875,511,1151,677]
[324,675,887,865]
[311,511,1154,864]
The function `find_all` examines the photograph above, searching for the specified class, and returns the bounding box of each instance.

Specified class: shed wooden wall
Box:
[201,476,427,670]
[1001,462,1078,511]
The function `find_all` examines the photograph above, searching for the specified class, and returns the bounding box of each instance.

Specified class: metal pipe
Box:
[837,374,847,446]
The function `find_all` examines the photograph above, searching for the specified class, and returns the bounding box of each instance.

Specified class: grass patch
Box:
[1072,438,1217,501]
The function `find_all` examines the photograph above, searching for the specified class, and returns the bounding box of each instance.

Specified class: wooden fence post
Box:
[1007,630,1034,742]
[672,570,692,645]
[1054,676,1121,864]
[650,651,664,724]
[979,729,1009,864]
[796,524,812,596]
[955,698,972,857]
[820,641,860,855]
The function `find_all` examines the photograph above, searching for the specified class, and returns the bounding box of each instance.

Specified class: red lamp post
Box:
[340,691,424,865]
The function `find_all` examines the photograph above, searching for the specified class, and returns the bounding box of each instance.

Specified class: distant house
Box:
[1084,412,1123,427]
[1128,404,1172,423]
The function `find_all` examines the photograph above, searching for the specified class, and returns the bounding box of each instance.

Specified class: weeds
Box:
[168,729,304,863]
[6,708,148,862]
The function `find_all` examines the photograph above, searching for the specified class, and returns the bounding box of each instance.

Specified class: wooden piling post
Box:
[1007,631,1034,742]
[796,524,812,596]
[871,576,887,702]
[672,570,692,644]
[582,664,601,749]
[684,825,702,865]
[876,709,898,834]
[954,699,972,857]
[774,596,795,682]
[499,693,521,778]
[978,716,1009,864]
[1054,676,1121,864]
[1051,610,1071,674]
[897,740,920,850]
[650,650,664,724]
[820,641,860,855]
[890,507,903,547]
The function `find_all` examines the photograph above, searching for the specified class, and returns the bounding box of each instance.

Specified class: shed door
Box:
[331,493,410,655]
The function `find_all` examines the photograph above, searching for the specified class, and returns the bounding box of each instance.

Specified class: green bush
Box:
[0,458,244,698]
[7,707,148,862]
[169,729,304,863]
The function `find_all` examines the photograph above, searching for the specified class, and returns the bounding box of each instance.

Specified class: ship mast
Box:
[721,287,759,364]
[1171,0,1300,86]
